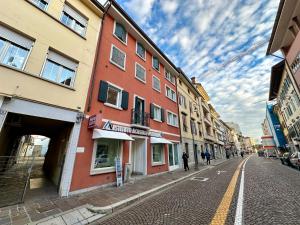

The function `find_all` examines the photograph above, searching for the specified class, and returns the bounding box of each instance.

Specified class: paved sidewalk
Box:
[0,158,229,225]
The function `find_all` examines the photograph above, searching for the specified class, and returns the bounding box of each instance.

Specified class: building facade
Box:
[70,1,181,193]
[177,70,203,165]
[0,0,104,203]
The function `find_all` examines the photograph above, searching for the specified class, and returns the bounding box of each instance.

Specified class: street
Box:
[93,156,300,225]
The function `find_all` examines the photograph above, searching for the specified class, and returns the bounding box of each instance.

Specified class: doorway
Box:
[168,143,179,171]
[131,137,146,176]
[0,112,73,206]
[134,96,145,125]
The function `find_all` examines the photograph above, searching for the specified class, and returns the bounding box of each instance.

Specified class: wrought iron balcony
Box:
[131,108,150,127]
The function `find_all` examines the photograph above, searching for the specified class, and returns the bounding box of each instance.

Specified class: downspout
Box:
[87,1,112,112]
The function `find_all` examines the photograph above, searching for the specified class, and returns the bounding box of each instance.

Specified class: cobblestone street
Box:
[92,156,300,225]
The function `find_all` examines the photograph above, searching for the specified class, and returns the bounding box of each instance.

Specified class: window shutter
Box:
[150,103,154,119]
[161,108,165,122]
[63,4,87,26]
[0,25,33,49]
[47,50,78,71]
[98,80,108,102]
[121,90,129,110]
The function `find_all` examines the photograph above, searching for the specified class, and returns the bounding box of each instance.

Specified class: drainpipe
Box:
[87,1,112,112]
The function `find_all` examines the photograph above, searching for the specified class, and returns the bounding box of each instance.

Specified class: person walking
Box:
[205,150,211,165]
[240,150,244,158]
[182,152,189,171]
[201,151,205,162]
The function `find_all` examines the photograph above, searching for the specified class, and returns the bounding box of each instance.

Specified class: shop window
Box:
[91,139,120,174]
[152,144,164,165]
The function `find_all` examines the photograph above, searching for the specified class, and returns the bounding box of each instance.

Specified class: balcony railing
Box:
[131,108,150,127]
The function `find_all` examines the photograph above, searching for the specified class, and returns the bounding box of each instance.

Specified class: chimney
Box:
[191,77,196,84]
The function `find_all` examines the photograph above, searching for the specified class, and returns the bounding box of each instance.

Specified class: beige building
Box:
[177,70,203,164]
[0,0,103,205]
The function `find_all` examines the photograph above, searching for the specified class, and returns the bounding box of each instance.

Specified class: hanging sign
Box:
[88,114,102,129]
[115,157,123,187]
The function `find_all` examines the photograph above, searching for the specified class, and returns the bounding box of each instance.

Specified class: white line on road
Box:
[234,156,251,225]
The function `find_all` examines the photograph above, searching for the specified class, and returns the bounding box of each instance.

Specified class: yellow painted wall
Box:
[0,0,103,111]
[177,77,203,142]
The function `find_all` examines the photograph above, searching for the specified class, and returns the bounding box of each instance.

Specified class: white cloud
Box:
[124,0,155,24]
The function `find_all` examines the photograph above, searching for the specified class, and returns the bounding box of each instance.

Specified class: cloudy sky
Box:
[100,0,281,141]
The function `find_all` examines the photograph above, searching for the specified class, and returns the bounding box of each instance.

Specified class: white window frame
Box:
[151,144,165,166]
[152,75,161,92]
[110,44,126,71]
[152,103,162,122]
[167,110,179,127]
[90,139,123,175]
[104,81,123,110]
[152,56,160,72]
[113,21,128,45]
[30,0,49,11]
[136,41,146,61]
[165,85,177,102]
[135,62,146,84]
[165,69,175,85]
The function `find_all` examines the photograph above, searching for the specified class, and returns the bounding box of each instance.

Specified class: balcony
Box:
[131,108,150,128]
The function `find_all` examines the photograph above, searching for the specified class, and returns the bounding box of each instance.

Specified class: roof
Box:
[269,60,285,100]
[107,0,178,72]
[266,0,286,55]
[177,67,200,96]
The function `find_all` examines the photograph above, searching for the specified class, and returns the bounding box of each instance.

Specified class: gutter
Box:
[87,1,112,112]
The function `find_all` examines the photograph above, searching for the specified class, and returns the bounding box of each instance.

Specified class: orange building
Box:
[70,1,181,193]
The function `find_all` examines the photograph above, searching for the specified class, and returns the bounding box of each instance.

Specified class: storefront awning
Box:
[150,137,172,144]
[92,129,134,141]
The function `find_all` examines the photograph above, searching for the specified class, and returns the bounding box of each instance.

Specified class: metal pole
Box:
[190,105,198,169]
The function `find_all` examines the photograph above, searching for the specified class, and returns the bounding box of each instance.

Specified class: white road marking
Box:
[217,170,226,175]
[191,177,209,182]
[234,157,251,225]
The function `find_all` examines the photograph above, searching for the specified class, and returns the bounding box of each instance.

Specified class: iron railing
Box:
[0,156,35,207]
[131,109,150,127]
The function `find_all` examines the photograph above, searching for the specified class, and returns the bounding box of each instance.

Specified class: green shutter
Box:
[121,90,129,110]
[150,103,154,119]
[98,80,108,102]
[161,108,165,122]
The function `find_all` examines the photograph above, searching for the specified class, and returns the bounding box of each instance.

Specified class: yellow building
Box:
[177,70,203,165]
[0,0,103,203]
[191,78,216,156]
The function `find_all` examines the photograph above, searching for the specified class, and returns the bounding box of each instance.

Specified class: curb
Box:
[88,159,229,215]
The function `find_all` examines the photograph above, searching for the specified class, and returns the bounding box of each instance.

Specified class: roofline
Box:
[266,0,285,55]
[108,0,179,72]
[91,0,105,12]
[177,67,200,96]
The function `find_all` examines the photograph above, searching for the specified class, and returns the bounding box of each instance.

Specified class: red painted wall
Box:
[70,14,180,192]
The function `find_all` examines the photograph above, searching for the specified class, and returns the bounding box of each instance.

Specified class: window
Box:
[42,50,77,87]
[31,0,49,10]
[198,122,202,136]
[135,63,146,83]
[0,26,33,70]
[136,42,146,60]
[61,4,87,36]
[167,111,178,127]
[153,105,161,121]
[179,94,187,108]
[92,139,120,173]
[110,45,126,70]
[152,144,164,164]
[152,75,161,92]
[106,84,122,107]
[114,22,127,44]
[182,113,188,132]
[166,86,177,102]
[190,119,197,134]
[165,70,175,84]
[152,56,160,71]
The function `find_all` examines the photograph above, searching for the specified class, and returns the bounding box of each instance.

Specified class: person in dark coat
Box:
[201,151,205,162]
[182,152,189,171]
[205,150,211,165]
[240,150,244,158]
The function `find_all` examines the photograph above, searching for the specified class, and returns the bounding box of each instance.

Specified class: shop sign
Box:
[88,114,102,129]
[103,121,162,137]
[115,157,123,187]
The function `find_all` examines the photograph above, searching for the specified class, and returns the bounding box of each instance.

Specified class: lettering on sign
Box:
[103,121,162,137]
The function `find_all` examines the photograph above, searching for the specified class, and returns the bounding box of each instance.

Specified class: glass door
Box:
[168,144,179,171]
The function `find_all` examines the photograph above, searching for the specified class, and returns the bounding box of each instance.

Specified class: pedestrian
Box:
[232,151,235,157]
[226,151,230,159]
[205,150,211,165]
[240,150,244,158]
[182,152,189,171]
[201,151,205,162]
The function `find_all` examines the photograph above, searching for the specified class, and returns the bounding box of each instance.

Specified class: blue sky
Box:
[99,0,281,141]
